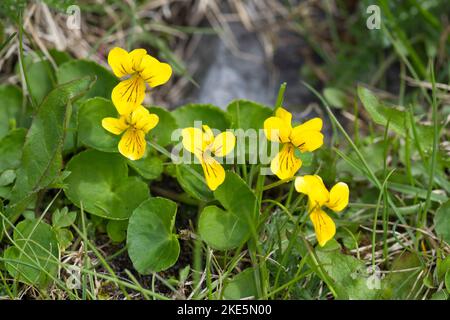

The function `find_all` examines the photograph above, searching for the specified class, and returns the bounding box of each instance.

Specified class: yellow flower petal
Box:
[326,182,349,212]
[295,117,323,132]
[211,131,236,157]
[108,47,134,78]
[201,155,225,191]
[130,106,159,133]
[128,49,147,71]
[270,143,302,180]
[310,209,336,247]
[111,76,146,115]
[264,117,292,143]
[118,129,146,160]
[275,107,293,127]
[139,54,172,88]
[295,175,329,208]
[102,117,128,135]
[290,118,324,152]
[202,125,215,146]
[181,127,206,157]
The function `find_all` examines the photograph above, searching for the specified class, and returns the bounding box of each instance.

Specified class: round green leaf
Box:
[435,200,450,245]
[127,197,180,273]
[314,241,381,299]
[172,104,230,131]
[223,268,258,299]
[107,220,128,243]
[382,252,422,299]
[4,219,59,287]
[56,60,118,100]
[199,172,257,250]
[78,97,120,152]
[199,206,250,250]
[226,99,271,160]
[127,156,163,180]
[226,99,272,130]
[148,106,177,147]
[64,150,149,220]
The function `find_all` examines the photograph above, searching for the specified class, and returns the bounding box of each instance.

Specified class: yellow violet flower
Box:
[264,107,324,180]
[181,125,236,191]
[295,175,349,247]
[102,105,159,160]
[108,47,172,115]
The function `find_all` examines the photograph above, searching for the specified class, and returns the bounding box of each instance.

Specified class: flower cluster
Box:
[101,47,349,247]
[263,107,348,246]
[102,47,172,159]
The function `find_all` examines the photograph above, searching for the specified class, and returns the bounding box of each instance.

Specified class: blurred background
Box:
[0,0,449,119]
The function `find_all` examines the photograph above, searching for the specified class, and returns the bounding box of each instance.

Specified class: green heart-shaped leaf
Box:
[223,268,258,300]
[127,155,163,180]
[147,106,178,147]
[56,60,118,100]
[107,220,128,243]
[313,240,382,299]
[4,219,59,287]
[226,100,271,161]
[382,252,422,299]
[64,150,149,220]
[199,172,257,250]
[77,97,120,153]
[172,104,230,131]
[226,99,272,130]
[127,197,180,273]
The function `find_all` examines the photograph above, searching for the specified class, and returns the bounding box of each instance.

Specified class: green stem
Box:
[421,63,439,228]
[275,82,287,109]
[262,177,295,191]
[151,186,199,206]
[192,202,206,297]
